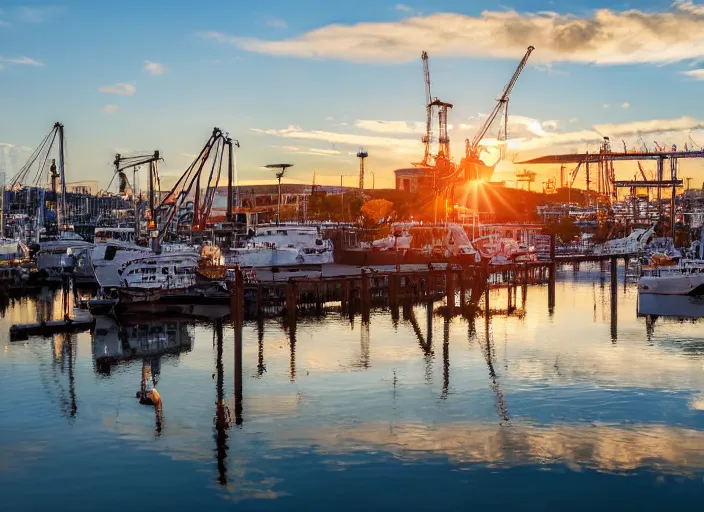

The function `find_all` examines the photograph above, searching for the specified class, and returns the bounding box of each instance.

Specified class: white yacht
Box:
[638,260,704,296]
[225,224,334,267]
[115,253,200,303]
[91,226,199,289]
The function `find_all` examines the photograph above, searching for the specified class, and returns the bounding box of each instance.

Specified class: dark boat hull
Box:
[334,248,479,266]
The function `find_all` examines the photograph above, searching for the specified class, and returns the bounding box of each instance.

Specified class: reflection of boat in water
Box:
[638,292,704,318]
[92,315,194,369]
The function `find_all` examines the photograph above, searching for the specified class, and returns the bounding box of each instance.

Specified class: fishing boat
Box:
[225,224,334,267]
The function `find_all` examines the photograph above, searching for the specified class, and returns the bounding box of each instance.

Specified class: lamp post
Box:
[265,164,293,226]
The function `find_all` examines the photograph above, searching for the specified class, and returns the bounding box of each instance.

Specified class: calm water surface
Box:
[2,264,704,510]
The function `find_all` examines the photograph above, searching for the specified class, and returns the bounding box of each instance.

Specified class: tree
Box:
[360,199,395,225]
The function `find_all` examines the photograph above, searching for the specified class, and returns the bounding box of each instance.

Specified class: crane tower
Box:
[357,148,368,192]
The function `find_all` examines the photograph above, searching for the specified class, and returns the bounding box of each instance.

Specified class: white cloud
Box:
[682,68,704,80]
[354,119,426,135]
[0,56,43,66]
[252,125,420,154]
[253,114,704,162]
[275,145,344,157]
[104,104,119,114]
[603,104,609,109]
[534,63,568,76]
[15,6,62,23]
[676,1,704,15]
[266,17,288,29]
[621,102,630,109]
[395,4,413,12]
[98,82,136,96]
[197,4,704,65]
[143,60,167,75]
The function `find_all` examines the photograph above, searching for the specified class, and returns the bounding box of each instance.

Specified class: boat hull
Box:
[116,287,195,303]
[638,274,704,296]
[334,248,479,266]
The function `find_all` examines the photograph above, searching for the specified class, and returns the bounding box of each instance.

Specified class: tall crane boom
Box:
[466,46,535,160]
[420,51,432,167]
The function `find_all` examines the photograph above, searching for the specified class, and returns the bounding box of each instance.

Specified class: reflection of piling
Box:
[446,265,455,315]
[441,316,450,399]
[361,269,370,323]
[610,256,618,342]
[214,318,230,484]
[228,268,244,425]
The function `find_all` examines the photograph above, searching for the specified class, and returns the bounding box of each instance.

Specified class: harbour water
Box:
[2,263,704,510]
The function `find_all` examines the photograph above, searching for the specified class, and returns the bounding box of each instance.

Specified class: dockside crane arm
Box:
[569,161,583,188]
[466,46,535,160]
[419,51,433,167]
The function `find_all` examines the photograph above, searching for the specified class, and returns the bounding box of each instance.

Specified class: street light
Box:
[265,164,293,226]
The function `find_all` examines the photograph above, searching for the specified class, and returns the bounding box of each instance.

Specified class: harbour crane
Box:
[158,128,237,240]
[113,150,162,234]
[418,51,433,168]
[465,46,535,163]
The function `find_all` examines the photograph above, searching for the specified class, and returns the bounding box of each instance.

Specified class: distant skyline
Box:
[3,1,704,191]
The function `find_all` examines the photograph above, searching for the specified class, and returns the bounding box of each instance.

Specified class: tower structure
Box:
[357,148,368,192]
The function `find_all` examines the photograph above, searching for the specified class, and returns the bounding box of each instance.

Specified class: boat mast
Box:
[57,122,66,231]
[225,135,240,222]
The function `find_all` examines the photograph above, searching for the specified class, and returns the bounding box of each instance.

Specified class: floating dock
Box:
[10,309,94,341]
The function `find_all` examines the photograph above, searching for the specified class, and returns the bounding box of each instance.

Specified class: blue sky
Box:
[2,0,704,190]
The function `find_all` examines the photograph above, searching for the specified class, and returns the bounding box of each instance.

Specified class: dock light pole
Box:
[265,164,293,226]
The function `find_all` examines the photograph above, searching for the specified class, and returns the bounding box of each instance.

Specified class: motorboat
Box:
[225,224,334,267]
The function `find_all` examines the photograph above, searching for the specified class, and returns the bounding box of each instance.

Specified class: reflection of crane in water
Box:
[405,303,434,383]
[137,360,163,436]
[52,332,77,421]
[473,291,510,425]
[213,319,231,486]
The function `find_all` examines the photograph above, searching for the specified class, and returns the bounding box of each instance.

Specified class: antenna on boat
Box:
[265,164,293,226]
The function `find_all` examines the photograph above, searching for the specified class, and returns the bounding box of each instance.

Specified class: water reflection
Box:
[92,315,195,373]
[5,264,704,508]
